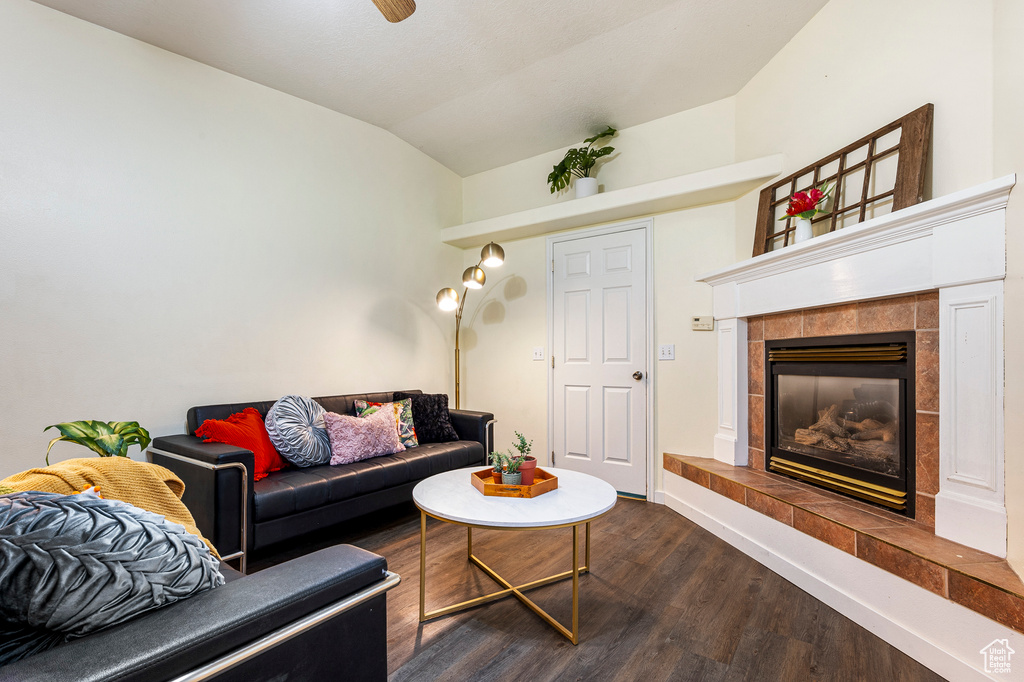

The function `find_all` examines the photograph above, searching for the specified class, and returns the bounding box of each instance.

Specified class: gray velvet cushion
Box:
[0,489,224,662]
[265,395,332,467]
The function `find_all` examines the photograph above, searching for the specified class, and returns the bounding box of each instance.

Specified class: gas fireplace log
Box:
[839,438,898,460]
[809,404,850,438]
[795,428,852,452]
[850,421,897,443]
[839,417,884,433]
[793,431,896,461]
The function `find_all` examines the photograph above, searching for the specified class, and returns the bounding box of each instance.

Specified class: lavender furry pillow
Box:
[324,408,405,465]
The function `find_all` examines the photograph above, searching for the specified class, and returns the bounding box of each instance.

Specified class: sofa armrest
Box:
[152,434,256,468]
[148,435,254,563]
[449,409,494,457]
[0,545,398,682]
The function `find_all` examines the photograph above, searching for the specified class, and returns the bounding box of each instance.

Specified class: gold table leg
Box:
[418,518,592,644]
[419,510,427,622]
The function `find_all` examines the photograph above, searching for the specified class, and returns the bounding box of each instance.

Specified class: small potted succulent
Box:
[499,452,524,486]
[44,420,152,465]
[547,126,617,199]
[488,451,504,483]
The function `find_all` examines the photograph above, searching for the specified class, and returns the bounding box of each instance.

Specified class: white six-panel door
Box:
[551,227,647,496]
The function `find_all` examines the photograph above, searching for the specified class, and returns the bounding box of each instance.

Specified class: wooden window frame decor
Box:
[752,104,933,257]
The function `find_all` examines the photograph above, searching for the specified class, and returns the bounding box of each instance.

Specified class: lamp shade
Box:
[462,266,486,289]
[480,242,505,268]
[436,287,459,311]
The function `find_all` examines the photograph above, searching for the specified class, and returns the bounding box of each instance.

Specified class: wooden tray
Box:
[471,468,558,498]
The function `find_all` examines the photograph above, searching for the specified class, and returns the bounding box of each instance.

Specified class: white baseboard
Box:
[661,472,1019,682]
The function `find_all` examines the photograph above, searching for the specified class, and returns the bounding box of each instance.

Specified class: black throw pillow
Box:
[393,392,459,444]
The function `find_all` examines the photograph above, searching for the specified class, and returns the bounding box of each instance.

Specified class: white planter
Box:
[793,217,813,243]
[575,177,599,199]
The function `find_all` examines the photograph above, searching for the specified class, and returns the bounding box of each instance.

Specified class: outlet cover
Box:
[659,344,675,360]
[532,347,545,361]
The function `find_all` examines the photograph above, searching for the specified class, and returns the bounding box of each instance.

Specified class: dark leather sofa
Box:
[0,544,399,682]
[149,390,492,569]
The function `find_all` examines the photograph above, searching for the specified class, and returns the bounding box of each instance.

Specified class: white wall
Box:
[457,98,739,483]
[993,0,1024,575]
[458,0,1006,525]
[733,0,994,259]
[456,238,549,454]
[462,97,736,223]
[731,0,1020,570]
[0,0,463,475]
[458,203,735,487]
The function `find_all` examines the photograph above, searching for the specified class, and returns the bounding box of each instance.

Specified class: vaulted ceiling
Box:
[32,0,828,176]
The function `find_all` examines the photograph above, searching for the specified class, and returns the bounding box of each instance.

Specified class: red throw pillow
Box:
[195,407,287,481]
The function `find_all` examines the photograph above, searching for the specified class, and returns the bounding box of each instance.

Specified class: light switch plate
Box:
[658,344,675,360]
[532,347,545,361]
[691,316,714,332]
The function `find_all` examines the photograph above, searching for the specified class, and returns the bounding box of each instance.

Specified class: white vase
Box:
[793,217,813,243]
[575,177,599,199]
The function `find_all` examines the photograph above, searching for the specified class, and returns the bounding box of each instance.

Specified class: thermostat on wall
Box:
[691,316,714,332]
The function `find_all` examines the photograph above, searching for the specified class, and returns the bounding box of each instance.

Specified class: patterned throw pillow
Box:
[266,396,332,467]
[392,392,459,444]
[354,399,418,448]
[324,408,405,465]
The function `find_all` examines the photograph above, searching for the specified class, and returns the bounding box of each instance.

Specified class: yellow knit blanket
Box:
[1,457,219,558]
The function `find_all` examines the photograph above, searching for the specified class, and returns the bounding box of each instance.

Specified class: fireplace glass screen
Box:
[776,375,900,477]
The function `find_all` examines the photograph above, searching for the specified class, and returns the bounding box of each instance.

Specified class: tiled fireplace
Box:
[697,175,1013,557]
[751,305,932,523]
[659,177,1020,667]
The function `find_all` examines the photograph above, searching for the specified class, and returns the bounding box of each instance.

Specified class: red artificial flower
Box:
[780,183,833,221]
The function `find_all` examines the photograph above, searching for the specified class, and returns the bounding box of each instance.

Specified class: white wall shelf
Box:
[441,155,784,248]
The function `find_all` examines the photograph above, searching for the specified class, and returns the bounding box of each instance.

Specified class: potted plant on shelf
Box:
[547,126,617,199]
[44,420,152,465]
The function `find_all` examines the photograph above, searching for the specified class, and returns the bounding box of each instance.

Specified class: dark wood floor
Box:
[250,498,947,681]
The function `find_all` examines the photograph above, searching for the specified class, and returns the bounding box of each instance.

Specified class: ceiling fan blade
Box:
[371,0,416,23]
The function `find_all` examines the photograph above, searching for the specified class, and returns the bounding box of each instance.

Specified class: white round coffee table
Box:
[413,466,617,644]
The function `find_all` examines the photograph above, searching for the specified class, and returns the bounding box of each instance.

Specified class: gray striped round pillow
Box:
[265,395,331,467]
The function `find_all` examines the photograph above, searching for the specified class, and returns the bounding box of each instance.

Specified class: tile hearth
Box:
[664,453,1024,634]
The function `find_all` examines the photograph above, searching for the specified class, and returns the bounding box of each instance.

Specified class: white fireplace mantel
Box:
[696,174,1015,557]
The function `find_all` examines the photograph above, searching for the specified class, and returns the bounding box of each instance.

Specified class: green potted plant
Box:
[547,126,617,199]
[511,431,537,485]
[488,451,504,483]
[500,451,524,486]
[44,420,152,465]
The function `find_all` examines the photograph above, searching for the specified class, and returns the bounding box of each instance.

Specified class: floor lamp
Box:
[436,242,504,409]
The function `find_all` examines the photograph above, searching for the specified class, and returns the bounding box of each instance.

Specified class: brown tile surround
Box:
[746,292,940,530]
[664,453,1024,634]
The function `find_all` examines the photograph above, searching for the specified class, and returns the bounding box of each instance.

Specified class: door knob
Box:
[633,371,643,381]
